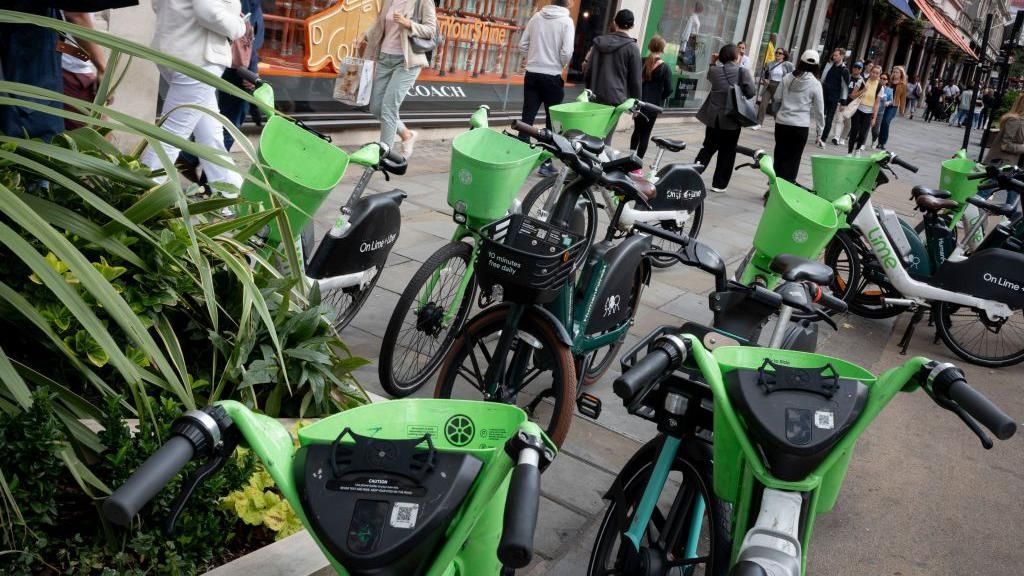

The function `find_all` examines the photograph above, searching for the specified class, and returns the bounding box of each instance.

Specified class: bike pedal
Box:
[577,393,602,419]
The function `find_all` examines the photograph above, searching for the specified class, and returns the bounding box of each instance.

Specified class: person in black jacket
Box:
[694,43,756,193]
[583,9,642,108]
[819,47,849,145]
[630,35,672,163]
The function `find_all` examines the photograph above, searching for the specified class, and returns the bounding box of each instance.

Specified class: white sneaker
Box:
[751,124,762,131]
[401,130,418,158]
[710,186,727,193]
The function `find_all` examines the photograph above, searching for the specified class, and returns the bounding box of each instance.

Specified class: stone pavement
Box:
[309,113,1023,575]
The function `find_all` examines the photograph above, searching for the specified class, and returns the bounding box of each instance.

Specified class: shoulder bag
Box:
[727,67,758,127]
[409,0,442,55]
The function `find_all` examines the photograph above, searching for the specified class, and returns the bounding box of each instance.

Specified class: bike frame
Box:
[623,339,931,573]
[216,399,550,576]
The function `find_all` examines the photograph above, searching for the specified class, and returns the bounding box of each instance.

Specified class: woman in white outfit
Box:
[141,0,246,194]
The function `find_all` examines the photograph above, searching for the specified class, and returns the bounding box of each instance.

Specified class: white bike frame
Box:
[853,199,1013,321]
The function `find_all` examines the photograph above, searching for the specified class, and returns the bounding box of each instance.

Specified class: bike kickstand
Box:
[898,308,926,355]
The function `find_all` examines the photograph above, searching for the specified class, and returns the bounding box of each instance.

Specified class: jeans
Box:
[906,97,917,117]
[695,121,741,189]
[773,123,808,183]
[822,98,839,142]
[877,106,897,147]
[521,71,564,134]
[756,80,779,124]
[369,53,421,147]
[952,108,968,126]
[141,66,243,191]
[0,17,64,141]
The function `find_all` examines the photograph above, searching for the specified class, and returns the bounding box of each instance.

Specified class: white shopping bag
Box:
[333,57,375,107]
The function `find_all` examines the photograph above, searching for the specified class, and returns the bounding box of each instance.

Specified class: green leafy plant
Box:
[221,465,302,541]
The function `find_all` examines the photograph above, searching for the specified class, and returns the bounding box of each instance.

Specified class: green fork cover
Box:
[349,142,381,167]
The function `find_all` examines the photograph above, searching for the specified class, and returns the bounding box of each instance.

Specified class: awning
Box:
[887,0,916,19]
[913,0,976,58]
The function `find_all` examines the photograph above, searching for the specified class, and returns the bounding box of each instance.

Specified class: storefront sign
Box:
[306,0,382,72]
[436,15,509,45]
[406,84,469,99]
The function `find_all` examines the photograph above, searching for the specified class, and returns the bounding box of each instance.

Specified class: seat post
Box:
[652,148,666,173]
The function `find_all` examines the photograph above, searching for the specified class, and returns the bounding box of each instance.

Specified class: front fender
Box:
[485,302,573,348]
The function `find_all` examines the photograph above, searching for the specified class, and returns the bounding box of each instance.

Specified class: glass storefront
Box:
[257,0,600,115]
[640,0,754,111]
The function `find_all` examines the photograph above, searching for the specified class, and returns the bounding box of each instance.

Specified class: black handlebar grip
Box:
[966,170,989,180]
[638,100,664,115]
[103,435,195,526]
[816,290,848,314]
[735,145,758,158]
[891,156,919,173]
[512,120,542,140]
[614,346,673,403]
[1007,178,1024,191]
[233,66,260,87]
[384,143,405,163]
[946,379,1017,441]
[497,459,541,569]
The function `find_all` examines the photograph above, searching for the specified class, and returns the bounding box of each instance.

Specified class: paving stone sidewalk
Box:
[309,113,1022,575]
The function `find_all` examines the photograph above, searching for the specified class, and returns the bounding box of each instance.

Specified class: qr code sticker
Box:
[814,410,834,430]
[390,502,419,529]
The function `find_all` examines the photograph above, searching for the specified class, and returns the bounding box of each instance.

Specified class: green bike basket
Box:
[448,128,543,223]
[295,399,527,456]
[547,101,617,137]
[940,156,982,203]
[810,155,876,202]
[753,178,840,261]
[240,114,349,246]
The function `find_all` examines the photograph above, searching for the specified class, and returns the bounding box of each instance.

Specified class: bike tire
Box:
[587,435,731,576]
[648,205,704,268]
[826,231,904,320]
[521,175,599,255]
[378,242,477,397]
[934,301,1024,368]
[434,306,576,446]
[323,266,384,332]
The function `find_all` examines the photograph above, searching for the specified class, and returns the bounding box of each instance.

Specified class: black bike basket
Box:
[476,213,585,304]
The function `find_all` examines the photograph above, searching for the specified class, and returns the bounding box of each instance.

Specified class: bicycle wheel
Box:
[522,175,599,251]
[379,242,477,397]
[434,306,576,446]
[826,232,904,320]
[588,436,731,576]
[648,205,704,269]
[935,302,1024,367]
[323,267,384,332]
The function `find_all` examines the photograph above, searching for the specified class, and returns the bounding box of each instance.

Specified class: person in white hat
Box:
[770,49,825,185]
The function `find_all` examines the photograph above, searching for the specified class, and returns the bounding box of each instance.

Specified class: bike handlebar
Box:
[735,145,763,160]
[966,170,989,181]
[614,336,688,406]
[633,221,692,248]
[890,155,919,173]
[929,364,1017,441]
[498,441,544,569]
[512,120,543,141]
[633,100,664,115]
[812,284,849,314]
[233,66,261,87]
[103,435,194,526]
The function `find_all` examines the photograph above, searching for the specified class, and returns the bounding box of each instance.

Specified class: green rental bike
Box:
[587,326,1017,575]
[377,106,543,397]
[104,398,556,576]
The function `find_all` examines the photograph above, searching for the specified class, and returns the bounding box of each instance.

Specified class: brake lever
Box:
[925,387,994,449]
[734,162,758,171]
[163,429,240,535]
[815,308,839,332]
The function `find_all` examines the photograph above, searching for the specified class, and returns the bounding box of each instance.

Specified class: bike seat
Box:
[910,185,951,199]
[967,195,1018,217]
[652,137,686,152]
[380,145,408,176]
[916,194,958,212]
[769,254,834,285]
[563,129,606,155]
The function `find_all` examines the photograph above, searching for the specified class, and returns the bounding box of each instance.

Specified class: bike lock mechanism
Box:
[103,406,238,531]
[924,362,1017,448]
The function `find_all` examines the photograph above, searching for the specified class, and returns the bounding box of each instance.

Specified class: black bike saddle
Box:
[652,137,686,152]
[967,195,1018,217]
[910,185,951,199]
[769,254,834,285]
[563,129,606,155]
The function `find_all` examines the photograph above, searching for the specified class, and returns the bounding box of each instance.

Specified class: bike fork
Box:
[482,305,526,399]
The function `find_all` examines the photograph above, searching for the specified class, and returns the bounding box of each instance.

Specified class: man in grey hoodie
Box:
[519,0,574,176]
[583,9,642,108]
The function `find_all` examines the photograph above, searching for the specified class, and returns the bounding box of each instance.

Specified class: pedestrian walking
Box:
[219,0,264,151]
[890,66,907,115]
[359,0,438,154]
[60,11,109,131]
[982,93,1024,212]
[630,35,672,163]
[905,74,922,119]
[518,0,574,176]
[140,0,247,193]
[924,78,943,123]
[955,86,973,128]
[973,92,985,129]
[738,41,751,69]
[753,47,794,129]
[980,87,996,130]
[870,71,895,150]
[847,64,880,155]
[694,43,756,193]
[833,60,864,146]
[583,9,642,141]
[771,50,824,184]
[820,47,850,145]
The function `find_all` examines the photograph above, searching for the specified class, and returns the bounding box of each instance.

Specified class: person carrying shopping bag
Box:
[846,64,880,155]
[359,0,437,156]
[753,47,793,130]
[771,49,824,184]
[694,43,756,193]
